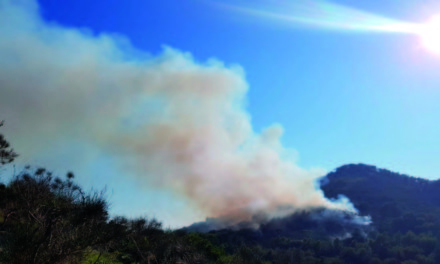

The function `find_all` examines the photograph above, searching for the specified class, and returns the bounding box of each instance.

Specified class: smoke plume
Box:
[0,0,366,227]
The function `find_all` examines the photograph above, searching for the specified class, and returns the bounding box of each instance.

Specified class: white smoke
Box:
[0,0,366,227]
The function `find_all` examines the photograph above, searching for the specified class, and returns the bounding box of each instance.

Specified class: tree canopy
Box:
[0,121,17,166]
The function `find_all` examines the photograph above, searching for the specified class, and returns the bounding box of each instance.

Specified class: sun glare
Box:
[419,15,440,54]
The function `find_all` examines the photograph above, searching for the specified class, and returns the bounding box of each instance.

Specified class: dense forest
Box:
[1,123,440,264]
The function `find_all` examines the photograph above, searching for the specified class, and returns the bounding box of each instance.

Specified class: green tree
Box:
[0,121,17,166]
[0,169,116,263]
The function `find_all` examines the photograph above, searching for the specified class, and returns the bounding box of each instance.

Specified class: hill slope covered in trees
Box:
[322,164,440,235]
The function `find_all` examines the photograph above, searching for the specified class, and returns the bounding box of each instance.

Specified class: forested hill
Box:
[175,165,440,263]
[321,164,440,234]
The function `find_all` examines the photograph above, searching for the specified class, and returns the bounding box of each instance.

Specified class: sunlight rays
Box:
[213,0,440,54]
[216,0,419,33]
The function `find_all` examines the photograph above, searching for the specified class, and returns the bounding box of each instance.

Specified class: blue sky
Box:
[2,0,440,227]
[36,0,440,178]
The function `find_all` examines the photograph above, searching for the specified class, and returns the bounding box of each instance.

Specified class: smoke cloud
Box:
[0,0,365,227]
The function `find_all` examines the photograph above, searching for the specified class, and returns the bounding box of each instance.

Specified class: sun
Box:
[419,15,440,54]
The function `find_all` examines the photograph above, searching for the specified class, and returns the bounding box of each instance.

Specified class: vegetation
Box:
[0,121,17,166]
[1,124,440,263]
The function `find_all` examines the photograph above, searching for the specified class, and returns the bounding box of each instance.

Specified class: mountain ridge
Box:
[186,163,440,236]
[321,163,440,235]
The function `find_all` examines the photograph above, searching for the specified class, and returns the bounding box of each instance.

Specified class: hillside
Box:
[182,164,440,263]
[3,159,440,263]
[322,164,440,234]
[189,164,440,236]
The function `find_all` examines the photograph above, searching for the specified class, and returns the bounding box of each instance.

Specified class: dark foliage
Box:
[0,169,114,263]
[321,164,440,235]
[0,121,17,166]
